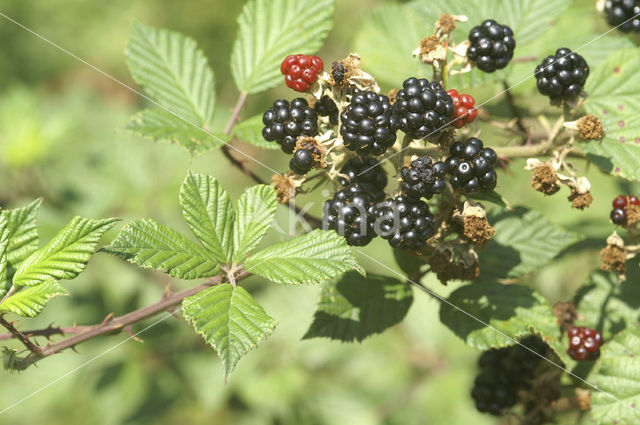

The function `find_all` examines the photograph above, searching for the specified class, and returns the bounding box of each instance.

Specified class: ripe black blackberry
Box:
[467,20,516,73]
[262,98,318,154]
[374,195,435,250]
[605,0,640,32]
[399,156,447,199]
[394,77,455,140]
[472,369,518,415]
[445,138,498,194]
[535,48,589,103]
[323,183,377,246]
[339,156,388,201]
[289,149,314,175]
[314,95,339,125]
[340,90,398,156]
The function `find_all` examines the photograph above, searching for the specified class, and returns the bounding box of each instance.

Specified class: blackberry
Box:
[567,326,603,361]
[339,156,388,202]
[281,54,323,92]
[472,369,518,415]
[262,98,318,154]
[535,48,589,103]
[605,0,640,32]
[446,138,498,194]
[340,90,398,156]
[399,156,447,199]
[314,95,339,125]
[394,77,455,140]
[609,195,639,225]
[289,149,314,175]
[467,20,516,73]
[447,89,478,128]
[323,183,377,246]
[374,195,435,250]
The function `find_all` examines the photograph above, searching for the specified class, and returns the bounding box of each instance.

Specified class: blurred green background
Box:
[0,0,636,424]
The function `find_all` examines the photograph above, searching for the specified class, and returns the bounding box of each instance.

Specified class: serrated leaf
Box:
[125,20,216,127]
[182,283,277,379]
[231,0,335,94]
[103,218,219,280]
[0,214,9,290]
[179,172,234,264]
[581,114,640,182]
[585,48,640,117]
[440,282,561,351]
[494,0,571,46]
[303,272,413,342]
[232,114,280,150]
[478,208,580,283]
[13,217,119,287]
[0,199,42,295]
[125,109,228,155]
[0,280,68,317]
[244,230,363,284]
[588,325,640,425]
[573,270,640,341]
[467,191,512,210]
[233,185,278,263]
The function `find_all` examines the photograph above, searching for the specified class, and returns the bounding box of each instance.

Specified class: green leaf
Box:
[478,208,580,283]
[573,270,640,341]
[588,325,640,425]
[0,280,68,317]
[0,199,42,295]
[581,114,640,182]
[182,283,277,379]
[585,48,640,117]
[303,272,413,342]
[103,218,219,280]
[125,109,228,155]
[13,217,119,287]
[232,114,280,150]
[125,20,216,127]
[179,172,235,264]
[233,185,278,263]
[244,230,363,284]
[467,191,512,210]
[231,0,335,94]
[0,214,9,290]
[440,282,561,351]
[493,0,571,46]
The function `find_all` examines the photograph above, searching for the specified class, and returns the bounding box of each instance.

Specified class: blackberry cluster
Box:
[394,77,455,140]
[262,98,318,154]
[314,95,339,125]
[399,156,447,199]
[339,156,388,202]
[323,183,377,246]
[340,90,398,155]
[605,0,640,32]
[467,20,516,73]
[374,195,435,250]
[611,194,640,225]
[472,336,548,416]
[567,326,603,361]
[445,138,498,194]
[535,48,589,103]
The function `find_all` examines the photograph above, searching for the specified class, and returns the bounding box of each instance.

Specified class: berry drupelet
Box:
[610,194,640,225]
[374,195,435,250]
[339,156,388,202]
[399,156,447,199]
[567,326,603,361]
[340,90,398,156]
[262,98,318,154]
[394,77,455,140]
[280,54,324,92]
[323,183,378,246]
[446,137,498,194]
[314,95,339,125]
[535,48,589,103]
[447,89,478,128]
[467,20,516,73]
[604,0,640,32]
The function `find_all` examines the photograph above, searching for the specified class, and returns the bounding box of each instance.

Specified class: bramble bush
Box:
[1,0,640,423]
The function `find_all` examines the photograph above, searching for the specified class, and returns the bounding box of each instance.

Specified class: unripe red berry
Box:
[281,54,324,92]
[612,195,628,209]
[567,326,603,361]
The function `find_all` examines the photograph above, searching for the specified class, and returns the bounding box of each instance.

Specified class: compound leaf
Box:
[303,272,413,342]
[244,230,363,284]
[182,283,277,379]
[233,185,278,262]
[0,280,68,317]
[103,218,219,280]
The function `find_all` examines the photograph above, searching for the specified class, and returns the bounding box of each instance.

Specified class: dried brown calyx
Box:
[426,248,480,285]
[454,202,495,246]
[531,163,560,195]
[626,203,640,228]
[271,173,296,204]
[552,301,577,332]
[600,232,627,281]
[577,114,605,141]
[387,88,399,106]
[414,35,446,64]
[436,14,457,34]
[294,137,327,169]
[568,189,593,210]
